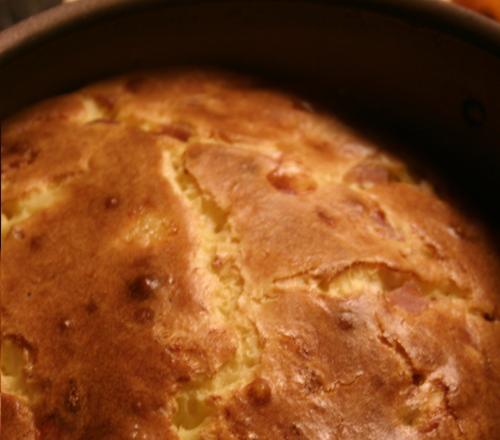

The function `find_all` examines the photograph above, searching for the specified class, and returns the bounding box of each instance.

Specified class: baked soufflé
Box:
[2,70,499,439]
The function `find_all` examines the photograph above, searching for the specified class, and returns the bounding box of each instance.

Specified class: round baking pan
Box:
[1,0,499,224]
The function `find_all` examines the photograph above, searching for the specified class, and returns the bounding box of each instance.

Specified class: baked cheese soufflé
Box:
[1,70,499,440]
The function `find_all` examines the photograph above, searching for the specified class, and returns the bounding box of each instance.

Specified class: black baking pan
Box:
[0,0,60,30]
[1,0,499,225]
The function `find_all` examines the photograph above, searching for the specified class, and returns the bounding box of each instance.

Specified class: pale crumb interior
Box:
[1,184,63,243]
[79,96,108,123]
[161,144,261,438]
[0,338,39,404]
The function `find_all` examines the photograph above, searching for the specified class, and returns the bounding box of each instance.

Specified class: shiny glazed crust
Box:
[1,70,499,440]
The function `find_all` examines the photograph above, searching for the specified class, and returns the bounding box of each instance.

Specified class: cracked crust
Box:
[1,69,500,439]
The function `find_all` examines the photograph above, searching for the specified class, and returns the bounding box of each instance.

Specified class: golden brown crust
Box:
[1,69,499,439]
[1,394,36,439]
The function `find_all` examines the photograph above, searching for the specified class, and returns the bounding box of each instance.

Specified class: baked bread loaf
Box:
[1,70,499,440]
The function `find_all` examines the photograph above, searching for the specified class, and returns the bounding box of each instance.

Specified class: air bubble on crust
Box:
[267,162,317,195]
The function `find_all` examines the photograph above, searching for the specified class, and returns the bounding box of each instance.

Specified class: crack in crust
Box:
[159,143,262,438]
[272,261,496,322]
[376,318,425,386]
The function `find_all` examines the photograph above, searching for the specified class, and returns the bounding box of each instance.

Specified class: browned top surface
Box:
[1,69,499,440]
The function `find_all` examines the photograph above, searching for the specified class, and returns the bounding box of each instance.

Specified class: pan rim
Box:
[1,0,500,67]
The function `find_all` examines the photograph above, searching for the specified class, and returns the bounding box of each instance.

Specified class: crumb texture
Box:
[1,69,500,440]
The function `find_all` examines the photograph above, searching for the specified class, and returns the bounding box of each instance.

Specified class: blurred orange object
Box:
[452,0,500,19]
